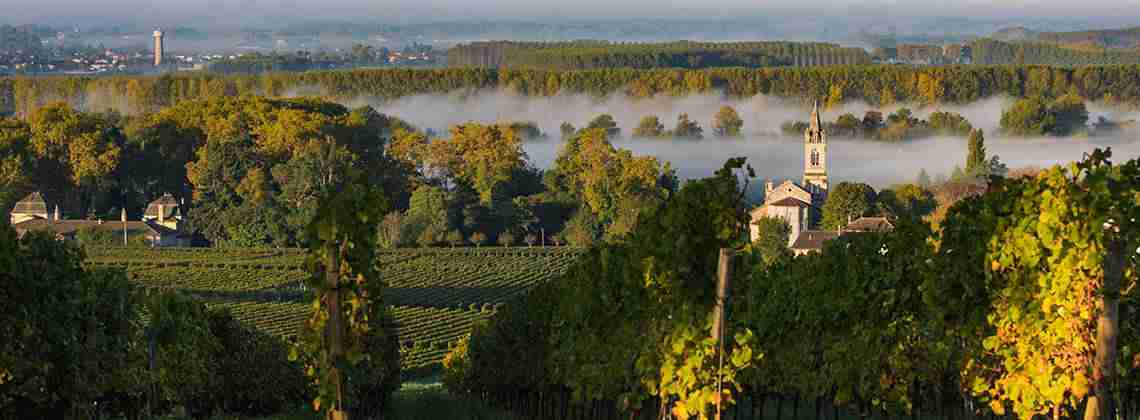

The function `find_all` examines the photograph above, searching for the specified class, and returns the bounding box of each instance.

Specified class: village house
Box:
[10,192,191,247]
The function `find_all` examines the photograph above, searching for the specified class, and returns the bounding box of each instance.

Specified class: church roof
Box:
[845,217,894,232]
[790,230,841,252]
[144,193,181,219]
[766,197,811,208]
[12,192,48,215]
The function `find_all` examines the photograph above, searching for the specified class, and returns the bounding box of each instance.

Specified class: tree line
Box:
[9,64,1140,118]
[446,40,872,70]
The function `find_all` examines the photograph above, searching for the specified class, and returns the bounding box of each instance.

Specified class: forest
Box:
[446,41,873,69]
[7,64,1140,120]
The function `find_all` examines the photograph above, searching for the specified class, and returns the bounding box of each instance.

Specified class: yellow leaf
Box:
[989,400,1005,416]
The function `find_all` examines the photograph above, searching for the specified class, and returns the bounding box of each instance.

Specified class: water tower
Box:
[153,30,164,67]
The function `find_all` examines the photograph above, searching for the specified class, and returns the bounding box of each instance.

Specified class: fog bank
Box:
[366,91,1140,188]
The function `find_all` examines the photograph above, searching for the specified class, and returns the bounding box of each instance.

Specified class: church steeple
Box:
[808,100,823,140]
[803,100,828,194]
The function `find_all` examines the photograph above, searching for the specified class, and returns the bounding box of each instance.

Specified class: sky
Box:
[6,0,1140,28]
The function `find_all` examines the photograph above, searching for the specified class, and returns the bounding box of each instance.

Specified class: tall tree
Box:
[633,115,665,138]
[965,129,988,179]
[820,181,876,230]
[585,114,621,138]
[424,122,525,204]
[712,106,744,137]
[671,113,703,140]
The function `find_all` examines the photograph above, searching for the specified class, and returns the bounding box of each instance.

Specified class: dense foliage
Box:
[10,65,1140,120]
[783,108,975,141]
[447,149,1140,420]
[447,40,871,69]
[0,226,309,419]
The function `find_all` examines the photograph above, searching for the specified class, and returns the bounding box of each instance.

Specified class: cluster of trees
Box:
[0,227,315,418]
[1000,93,1091,136]
[444,148,1140,420]
[11,64,1140,118]
[204,52,344,74]
[446,40,871,70]
[0,95,686,250]
[627,106,743,139]
[782,108,974,141]
[0,97,415,248]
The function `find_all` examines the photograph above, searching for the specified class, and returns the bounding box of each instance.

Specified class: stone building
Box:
[749,100,829,246]
[10,192,190,247]
[748,102,894,255]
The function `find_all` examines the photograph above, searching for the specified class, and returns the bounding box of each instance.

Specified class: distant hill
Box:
[990,26,1038,42]
[990,26,1140,51]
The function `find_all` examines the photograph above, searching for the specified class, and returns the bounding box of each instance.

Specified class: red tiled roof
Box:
[845,217,894,232]
[790,230,841,251]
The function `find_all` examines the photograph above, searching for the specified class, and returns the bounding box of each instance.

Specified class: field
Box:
[86,246,586,372]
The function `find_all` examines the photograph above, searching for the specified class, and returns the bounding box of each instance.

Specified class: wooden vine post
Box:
[714,247,735,420]
[326,240,348,420]
[1083,150,1138,420]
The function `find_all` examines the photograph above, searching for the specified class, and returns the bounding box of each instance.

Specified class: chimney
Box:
[157,204,164,224]
[765,179,774,196]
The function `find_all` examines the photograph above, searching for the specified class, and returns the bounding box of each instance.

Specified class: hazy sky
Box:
[6,0,1140,28]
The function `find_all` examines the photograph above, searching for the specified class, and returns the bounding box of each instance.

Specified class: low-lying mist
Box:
[361,90,1140,188]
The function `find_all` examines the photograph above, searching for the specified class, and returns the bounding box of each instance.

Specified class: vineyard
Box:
[85,246,586,372]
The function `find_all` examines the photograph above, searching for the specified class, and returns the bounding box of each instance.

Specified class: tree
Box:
[834,113,861,137]
[404,185,450,245]
[825,84,845,109]
[633,115,665,138]
[585,114,620,138]
[544,128,674,240]
[862,110,884,136]
[1048,93,1089,136]
[26,103,123,216]
[424,122,525,204]
[876,183,936,220]
[273,139,359,241]
[671,113,703,140]
[965,129,988,179]
[1000,97,1054,136]
[751,216,792,266]
[820,181,876,230]
[0,227,143,419]
[711,106,743,137]
[559,122,576,138]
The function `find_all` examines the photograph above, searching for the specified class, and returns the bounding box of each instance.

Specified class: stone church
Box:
[749,101,894,255]
[750,101,830,248]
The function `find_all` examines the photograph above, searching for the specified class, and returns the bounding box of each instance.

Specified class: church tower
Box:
[803,100,828,194]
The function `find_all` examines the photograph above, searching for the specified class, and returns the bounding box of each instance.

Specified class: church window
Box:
[810,149,820,167]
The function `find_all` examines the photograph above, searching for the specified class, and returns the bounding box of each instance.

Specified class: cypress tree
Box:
[965,129,988,179]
